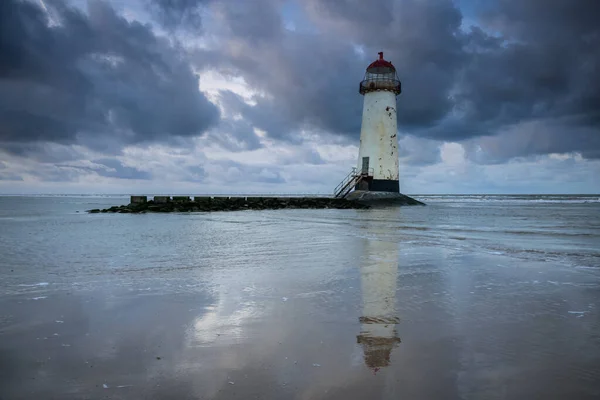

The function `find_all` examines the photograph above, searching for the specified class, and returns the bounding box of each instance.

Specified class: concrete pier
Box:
[346,191,425,206]
[130,196,147,204]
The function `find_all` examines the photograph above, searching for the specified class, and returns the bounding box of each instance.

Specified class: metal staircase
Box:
[334,168,373,198]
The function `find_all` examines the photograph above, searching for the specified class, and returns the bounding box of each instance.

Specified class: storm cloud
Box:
[0,0,598,191]
[147,0,209,29]
[0,0,219,153]
[191,0,598,158]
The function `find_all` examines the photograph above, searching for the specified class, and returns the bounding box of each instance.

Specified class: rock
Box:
[93,196,371,214]
[89,209,101,213]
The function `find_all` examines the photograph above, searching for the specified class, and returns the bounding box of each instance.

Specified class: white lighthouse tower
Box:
[334,52,423,205]
[356,51,401,193]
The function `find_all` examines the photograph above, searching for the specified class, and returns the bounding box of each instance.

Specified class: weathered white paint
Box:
[356,90,399,181]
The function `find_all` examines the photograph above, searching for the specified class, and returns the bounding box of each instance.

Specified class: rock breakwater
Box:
[87,196,370,214]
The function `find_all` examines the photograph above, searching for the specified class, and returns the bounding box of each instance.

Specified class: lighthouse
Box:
[356,51,401,192]
[334,51,425,205]
[333,52,423,205]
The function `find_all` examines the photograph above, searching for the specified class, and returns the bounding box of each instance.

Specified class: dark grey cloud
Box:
[0,142,85,163]
[185,165,205,182]
[147,0,208,29]
[464,120,600,164]
[206,118,262,152]
[308,0,395,29]
[305,0,599,154]
[190,0,598,161]
[197,35,365,140]
[0,161,23,181]
[212,159,287,185]
[454,4,599,124]
[306,0,464,129]
[92,158,152,180]
[256,170,286,184]
[187,0,465,144]
[1,0,598,173]
[32,159,152,181]
[0,0,219,154]
[398,135,441,166]
[208,90,264,151]
[212,0,283,42]
[215,90,300,144]
[0,173,24,182]
[0,157,152,182]
[446,0,600,161]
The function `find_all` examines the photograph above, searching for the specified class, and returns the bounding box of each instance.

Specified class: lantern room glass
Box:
[360,67,401,95]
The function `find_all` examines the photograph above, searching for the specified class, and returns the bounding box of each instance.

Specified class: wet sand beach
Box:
[1,195,599,399]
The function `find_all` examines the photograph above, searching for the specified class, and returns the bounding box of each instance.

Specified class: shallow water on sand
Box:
[1,195,599,399]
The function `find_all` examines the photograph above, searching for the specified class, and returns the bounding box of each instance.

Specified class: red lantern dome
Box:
[366,52,396,72]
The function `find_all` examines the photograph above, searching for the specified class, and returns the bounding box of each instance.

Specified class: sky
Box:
[0,0,598,195]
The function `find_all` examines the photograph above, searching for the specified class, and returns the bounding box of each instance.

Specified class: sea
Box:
[0,194,599,399]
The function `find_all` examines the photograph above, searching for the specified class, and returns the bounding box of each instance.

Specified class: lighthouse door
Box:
[361,157,370,175]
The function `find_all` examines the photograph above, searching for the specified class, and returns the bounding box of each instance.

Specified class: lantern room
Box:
[359,52,401,95]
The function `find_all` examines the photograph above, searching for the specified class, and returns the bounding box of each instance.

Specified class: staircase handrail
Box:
[333,167,375,197]
[334,167,357,196]
[337,176,359,198]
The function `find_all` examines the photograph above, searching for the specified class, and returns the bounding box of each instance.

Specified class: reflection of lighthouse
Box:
[356,234,401,370]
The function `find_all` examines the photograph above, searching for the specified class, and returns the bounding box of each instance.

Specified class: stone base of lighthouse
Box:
[346,190,425,206]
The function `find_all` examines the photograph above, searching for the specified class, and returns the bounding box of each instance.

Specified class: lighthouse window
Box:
[365,71,396,81]
[366,66,394,75]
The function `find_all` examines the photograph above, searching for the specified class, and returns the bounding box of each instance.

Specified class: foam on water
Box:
[18,282,49,287]
[417,194,600,204]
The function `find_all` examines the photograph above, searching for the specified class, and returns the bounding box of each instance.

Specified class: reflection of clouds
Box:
[191,300,262,345]
[178,272,288,398]
[178,296,270,398]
